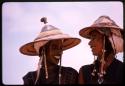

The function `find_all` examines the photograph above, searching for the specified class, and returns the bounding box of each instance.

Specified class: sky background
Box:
[2,2,123,85]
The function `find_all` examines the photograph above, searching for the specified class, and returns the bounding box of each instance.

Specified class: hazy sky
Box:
[2,2,123,85]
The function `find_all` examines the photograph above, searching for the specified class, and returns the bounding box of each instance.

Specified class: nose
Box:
[56,48,63,55]
[58,50,63,55]
[88,40,92,46]
[59,46,63,54]
[55,44,63,55]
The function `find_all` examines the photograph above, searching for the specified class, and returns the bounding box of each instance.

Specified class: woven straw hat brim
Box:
[19,34,81,56]
[79,26,122,39]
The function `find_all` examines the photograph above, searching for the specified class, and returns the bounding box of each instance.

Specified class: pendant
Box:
[98,78,103,84]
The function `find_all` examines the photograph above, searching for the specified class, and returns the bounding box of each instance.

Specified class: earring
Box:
[35,56,43,85]
[59,55,62,84]
[91,55,97,76]
[44,53,48,79]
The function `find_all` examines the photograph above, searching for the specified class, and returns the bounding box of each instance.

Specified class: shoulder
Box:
[23,71,36,79]
[61,66,79,82]
[78,64,94,83]
[113,58,123,68]
[113,58,123,71]
[23,71,37,85]
[79,64,93,72]
[61,66,78,74]
[115,58,123,64]
[79,64,94,78]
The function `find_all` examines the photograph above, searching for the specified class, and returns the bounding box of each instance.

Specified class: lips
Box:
[90,46,96,49]
[54,56,61,60]
[54,55,61,64]
[90,46,96,52]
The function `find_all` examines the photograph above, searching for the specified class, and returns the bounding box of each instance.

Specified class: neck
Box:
[42,63,57,70]
[104,53,115,69]
[98,52,115,71]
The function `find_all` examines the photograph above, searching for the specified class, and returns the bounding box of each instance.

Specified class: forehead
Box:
[89,30,104,40]
[89,30,102,36]
[49,39,63,45]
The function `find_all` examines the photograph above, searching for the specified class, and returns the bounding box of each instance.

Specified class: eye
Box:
[52,44,57,49]
[90,36,95,40]
[50,40,63,50]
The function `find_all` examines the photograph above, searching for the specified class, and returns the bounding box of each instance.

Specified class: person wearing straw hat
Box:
[19,17,81,85]
[78,16,123,84]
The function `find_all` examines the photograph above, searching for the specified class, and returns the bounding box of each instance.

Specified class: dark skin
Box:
[79,30,115,84]
[88,30,104,60]
[40,39,63,69]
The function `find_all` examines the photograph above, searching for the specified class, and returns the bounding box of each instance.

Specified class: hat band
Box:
[35,29,63,41]
[91,23,120,28]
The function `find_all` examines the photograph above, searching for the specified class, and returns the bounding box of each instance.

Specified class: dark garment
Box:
[23,65,78,85]
[79,58,123,84]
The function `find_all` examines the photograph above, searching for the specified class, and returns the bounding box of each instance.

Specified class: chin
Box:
[53,61,59,65]
[92,52,96,55]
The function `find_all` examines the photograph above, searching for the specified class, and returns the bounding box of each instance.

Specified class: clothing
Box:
[23,65,78,85]
[79,58,123,84]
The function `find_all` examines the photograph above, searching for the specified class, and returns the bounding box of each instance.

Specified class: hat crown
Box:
[41,25,60,32]
[92,16,119,28]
